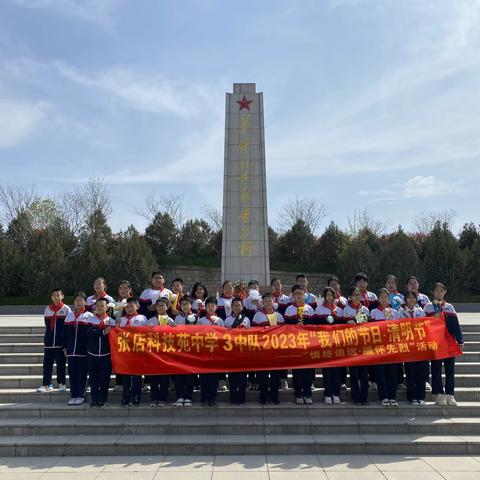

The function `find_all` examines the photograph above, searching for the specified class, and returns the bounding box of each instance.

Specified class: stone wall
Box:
[161,266,332,295]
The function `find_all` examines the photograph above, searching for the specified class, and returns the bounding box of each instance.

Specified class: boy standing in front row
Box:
[252,292,285,405]
[37,289,71,393]
[225,297,250,405]
[284,284,316,405]
[86,297,116,408]
[197,297,225,406]
[424,283,464,407]
[118,298,147,406]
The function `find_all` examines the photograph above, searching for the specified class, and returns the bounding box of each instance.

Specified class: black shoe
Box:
[89,401,98,408]
[133,401,139,407]
[99,402,107,408]
[201,401,208,407]
[362,401,370,406]
[209,400,218,407]
[271,399,280,405]
[353,401,362,406]
[121,401,128,408]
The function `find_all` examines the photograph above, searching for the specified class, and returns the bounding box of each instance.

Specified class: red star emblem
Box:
[236,95,252,111]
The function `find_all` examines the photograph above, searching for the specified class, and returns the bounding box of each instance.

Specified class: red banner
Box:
[109,316,462,375]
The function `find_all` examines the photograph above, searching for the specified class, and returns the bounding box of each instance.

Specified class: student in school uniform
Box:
[385,275,405,310]
[169,277,184,318]
[216,280,235,320]
[252,293,285,405]
[111,280,132,391]
[355,272,378,309]
[385,274,407,389]
[315,287,344,404]
[37,288,71,393]
[225,297,250,405]
[174,295,198,407]
[62,292,91,405]
[147,297,175,406]
[197,297,225,406]
[86,277,114,313]
[284,284,316,404]
[294,273,318,309]
[342,287,370,405]
[406,275,430,308]
[244,280,262,391]
[406,275,433,392]
[370,288,400,407]
[398,291,428,406]
[270,277,291,390]
[118,298,148,406]
[424,283,464,407]
[325,276,348,389]
[191,281,208,316]
[86,297,116,408]
[138,272,173,317]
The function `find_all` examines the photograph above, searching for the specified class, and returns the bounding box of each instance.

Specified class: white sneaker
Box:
[332,396,341,404]
[389,399,398,407]
[113,385,122,392]
[184,399,192,407]
[67,398,76,405]
[324,396,333,404]
[311,384,316,391]
[280,379,288,390]
[74,397,84,405]
[446,395,457,406]
[36,385,53,393]
[175,398,184,407]
[369,382,377,391]
[304,397,313,405]
[410,400,419,406]
[435,393,447,406]
[150,402,157,407]
[426,382,432,392]
[218,380,228,391]
[157,401,166,407]
[295,397,304,405]
[340,383,348,391]
[381,398,390,407]
[58,384,67,392]
[418,400,426,406]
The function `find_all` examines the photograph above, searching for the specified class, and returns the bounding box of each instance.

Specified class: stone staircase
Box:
[0,324,480,456]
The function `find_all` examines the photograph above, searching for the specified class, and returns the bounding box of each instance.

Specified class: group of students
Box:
[38,271,464,409]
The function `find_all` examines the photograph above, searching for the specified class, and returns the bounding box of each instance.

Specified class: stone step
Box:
[0,415,479,436]
[2,387,480,403]
[4,362,480,376]
[3,373,480,389]
[0,433,479,456]
[3,402,480,417]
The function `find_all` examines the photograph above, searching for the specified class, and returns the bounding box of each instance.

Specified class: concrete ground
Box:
[0,455,480,479]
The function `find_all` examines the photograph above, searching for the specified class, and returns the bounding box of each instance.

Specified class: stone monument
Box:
[221,83,270,285]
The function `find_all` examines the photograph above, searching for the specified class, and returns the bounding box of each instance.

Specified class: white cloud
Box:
[0,101,48,148]
[54,63,221,117]
[359,175,467,201]
[402,175,466,198]
[11,0,122,27]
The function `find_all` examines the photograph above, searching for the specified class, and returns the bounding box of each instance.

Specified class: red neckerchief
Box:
[377,304,386,312]
[124,313,136,326]
[49,302,64,332]
[95,313,109,329]
[222,295,233,300]
[272,292,282,302]
[93,292,107,301]
[360,290,370,307]
[406,306,416,317]
[73,308,86,333]
[205,313,217,324]
[349,301,362,313]
[323,302,337,316]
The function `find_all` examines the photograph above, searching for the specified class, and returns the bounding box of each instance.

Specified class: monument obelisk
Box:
[221,83,270,285]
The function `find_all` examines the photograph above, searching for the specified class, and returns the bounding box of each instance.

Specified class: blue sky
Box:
[0,0,479,234]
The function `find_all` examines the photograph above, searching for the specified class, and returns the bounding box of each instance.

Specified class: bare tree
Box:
[413,209,457,235]
[136,193,186,228]
[277,196,327,234]
[58,178,112,235]
[203,204,223,231]
[347,208,390,236]
[0,184,39,226]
